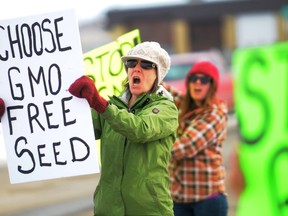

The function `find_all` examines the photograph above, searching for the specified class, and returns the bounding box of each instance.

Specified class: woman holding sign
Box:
[163,61,228,216]
[68,41,178,216]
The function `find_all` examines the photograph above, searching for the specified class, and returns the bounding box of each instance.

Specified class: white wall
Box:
[235,12,278,48]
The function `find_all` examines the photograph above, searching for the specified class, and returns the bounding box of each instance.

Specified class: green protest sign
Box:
[233,42,288,216]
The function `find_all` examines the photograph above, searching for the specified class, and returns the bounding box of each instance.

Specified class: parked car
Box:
[164,50,234,112]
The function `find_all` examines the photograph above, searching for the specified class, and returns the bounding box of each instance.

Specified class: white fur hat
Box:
[121,41,171,85]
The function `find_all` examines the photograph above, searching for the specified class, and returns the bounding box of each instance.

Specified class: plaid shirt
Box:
[165,84,228,203]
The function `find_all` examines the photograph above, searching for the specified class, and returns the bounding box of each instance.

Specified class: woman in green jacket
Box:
[68,41,178,216]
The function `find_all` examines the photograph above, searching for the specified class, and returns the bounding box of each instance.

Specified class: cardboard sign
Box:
[0,9,99,184]
[233,42,288,216]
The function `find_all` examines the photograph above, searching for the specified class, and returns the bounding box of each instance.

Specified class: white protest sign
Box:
[0,9,99,184]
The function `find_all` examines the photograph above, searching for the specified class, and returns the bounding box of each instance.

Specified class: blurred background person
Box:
[164,61,228,216]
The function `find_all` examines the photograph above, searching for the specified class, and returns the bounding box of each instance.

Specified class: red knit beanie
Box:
[186,61,219,89]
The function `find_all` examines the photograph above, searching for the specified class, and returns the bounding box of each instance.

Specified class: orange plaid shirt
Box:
[165,84,228,203]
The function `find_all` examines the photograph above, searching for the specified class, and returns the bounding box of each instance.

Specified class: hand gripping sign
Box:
[233,42,288,216]
[0,9,99,184]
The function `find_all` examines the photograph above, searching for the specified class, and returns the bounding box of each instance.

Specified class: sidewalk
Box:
[0,166,99,216]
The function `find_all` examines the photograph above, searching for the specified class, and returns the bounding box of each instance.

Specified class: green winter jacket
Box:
[92,86,178,216]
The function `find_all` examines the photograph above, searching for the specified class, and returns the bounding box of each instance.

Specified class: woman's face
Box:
[188,73,211,105]
[126,59,157,97]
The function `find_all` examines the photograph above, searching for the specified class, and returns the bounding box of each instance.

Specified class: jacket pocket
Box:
[146,179,173,216]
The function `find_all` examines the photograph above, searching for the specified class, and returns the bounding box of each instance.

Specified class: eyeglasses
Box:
[125,59,157,70]
[189,74,211,84]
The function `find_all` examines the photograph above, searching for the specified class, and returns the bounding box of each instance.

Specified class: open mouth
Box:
[133,76,141,84]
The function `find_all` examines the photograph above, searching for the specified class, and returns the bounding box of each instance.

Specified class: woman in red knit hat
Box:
[164,60,228,216]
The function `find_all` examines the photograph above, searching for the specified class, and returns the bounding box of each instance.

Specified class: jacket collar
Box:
[110,85,173,110]
[119,85,173,104]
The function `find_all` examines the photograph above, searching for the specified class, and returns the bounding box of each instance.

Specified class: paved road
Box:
[0,167,99,216]
[0,115,239,216]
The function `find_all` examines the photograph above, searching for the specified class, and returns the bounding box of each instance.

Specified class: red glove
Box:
[68,76,108,113]
[0,98,5,119]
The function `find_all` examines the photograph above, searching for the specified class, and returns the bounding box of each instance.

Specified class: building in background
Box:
[103,0,288,61]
